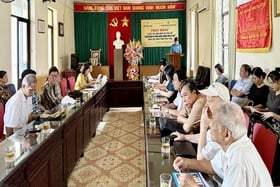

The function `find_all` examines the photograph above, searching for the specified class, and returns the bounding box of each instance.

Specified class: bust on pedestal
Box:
[113,31,124,80]
[113,31,124,49]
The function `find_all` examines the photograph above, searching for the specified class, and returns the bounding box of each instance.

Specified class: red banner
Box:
[108,13,131,79]
[237,0,271,52]
[74,3,185,12]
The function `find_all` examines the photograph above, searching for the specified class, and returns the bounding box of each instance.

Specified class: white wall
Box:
[187,0,280,80]
[1,0,278,82]
[0,4,12,77]
[0,0,75,82]
[236,13,280,77]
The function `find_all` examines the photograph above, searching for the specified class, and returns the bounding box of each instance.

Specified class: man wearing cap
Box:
[171,82,230,160]
[173,101,273,187]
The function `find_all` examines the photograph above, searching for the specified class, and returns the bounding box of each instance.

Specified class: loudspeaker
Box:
[71,54,78,69]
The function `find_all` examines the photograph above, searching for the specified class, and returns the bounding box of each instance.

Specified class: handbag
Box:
[159,117,185,138]
[173,141,197,158]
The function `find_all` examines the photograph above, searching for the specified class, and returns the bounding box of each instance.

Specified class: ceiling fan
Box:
[1,0,15,3]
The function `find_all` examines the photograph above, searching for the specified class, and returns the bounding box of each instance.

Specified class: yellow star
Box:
[121,16,129,27]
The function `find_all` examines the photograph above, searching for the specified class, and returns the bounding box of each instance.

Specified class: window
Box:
[215,0,230,78]
[48,8,54,68]
[11,0,30,89]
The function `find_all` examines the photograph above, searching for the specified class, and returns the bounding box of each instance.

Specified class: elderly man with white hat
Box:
[171,82,230,160]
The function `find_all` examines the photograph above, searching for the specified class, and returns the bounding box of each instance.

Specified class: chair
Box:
[229,79,237,90]
[252,122,277,175]
[0,102,4,140]
[7,83,16,96]
[244,112,250,132]
[60,78,68,97]
[193,66,210,89]
[67,76,75,92]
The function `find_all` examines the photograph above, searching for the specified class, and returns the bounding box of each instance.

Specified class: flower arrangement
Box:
[124,39,143,64]
[124,39,143,80]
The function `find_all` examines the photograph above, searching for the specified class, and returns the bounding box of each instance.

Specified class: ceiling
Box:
[73,0,185,4]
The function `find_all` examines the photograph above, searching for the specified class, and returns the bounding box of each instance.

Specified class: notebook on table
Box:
[172,171,209,187]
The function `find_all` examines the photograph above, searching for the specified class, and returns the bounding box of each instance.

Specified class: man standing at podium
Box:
[170,37,182,53]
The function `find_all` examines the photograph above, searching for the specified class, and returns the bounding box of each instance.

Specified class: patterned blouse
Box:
[0,84,11,105]
[41,82,62,110]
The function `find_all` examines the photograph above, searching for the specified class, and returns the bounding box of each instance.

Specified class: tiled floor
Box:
[68,107,146,187]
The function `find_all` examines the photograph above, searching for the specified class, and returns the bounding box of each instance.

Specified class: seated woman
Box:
[75,63,96,91]
[230,64,253,105]
[214,63,228,86]
[153,64,177,103]
[241,67,269,110]
[148,58,167,84]
[87,63,97,83]
[0,70,11,105]
[161,69,186,118]
[261,70,280,121]
[159,79,206,137]
[41,66,62,110]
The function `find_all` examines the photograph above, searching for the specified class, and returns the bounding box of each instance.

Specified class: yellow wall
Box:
[0,0,75,88]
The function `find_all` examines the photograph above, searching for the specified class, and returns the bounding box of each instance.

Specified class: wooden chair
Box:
[67,76,75,92]
[60,78,68,97]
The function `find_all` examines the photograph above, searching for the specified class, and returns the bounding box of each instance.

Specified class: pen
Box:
[175,166,181,174]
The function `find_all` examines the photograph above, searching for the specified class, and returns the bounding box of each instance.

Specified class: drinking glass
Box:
[149,116,156,129]
[5,146,16,169]
[161,136,170,154]
[42,122,51,133]
[160,173,172,187]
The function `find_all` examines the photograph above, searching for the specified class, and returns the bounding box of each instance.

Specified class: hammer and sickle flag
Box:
[109,17,118,27]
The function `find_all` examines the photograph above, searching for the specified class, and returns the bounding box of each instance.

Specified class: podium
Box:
[166,52,184,70]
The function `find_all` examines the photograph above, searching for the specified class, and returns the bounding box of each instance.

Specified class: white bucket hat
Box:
[199,82,230,101]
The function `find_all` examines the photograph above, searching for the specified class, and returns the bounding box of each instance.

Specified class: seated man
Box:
[173,101,273,186]
[171,82,230,160]
[230,64,253,105]
[41,66,62,110]
[21,69,45,114]
[4,74,39,137]
[159,79,206,137]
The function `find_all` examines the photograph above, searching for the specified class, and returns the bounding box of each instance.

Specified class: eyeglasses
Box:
[49,73,58,77]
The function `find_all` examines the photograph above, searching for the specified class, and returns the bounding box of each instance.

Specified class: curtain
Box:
[74,10,186,70]
[74,13,108,65]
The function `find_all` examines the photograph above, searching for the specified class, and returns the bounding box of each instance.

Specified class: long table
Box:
[143,84,176,187]
[0,80,145,186]
[0,83,108,186]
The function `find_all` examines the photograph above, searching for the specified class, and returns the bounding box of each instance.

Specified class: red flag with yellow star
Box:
[108,13,131,79]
